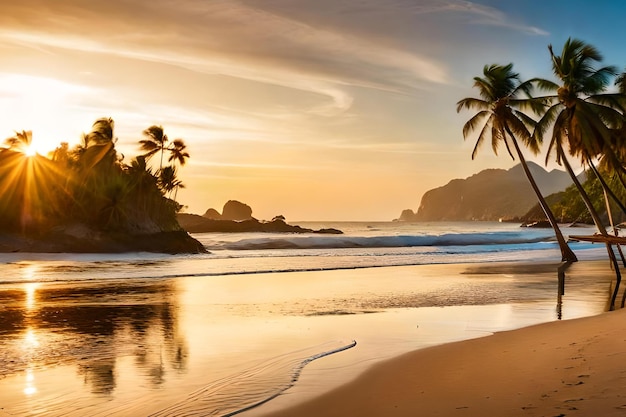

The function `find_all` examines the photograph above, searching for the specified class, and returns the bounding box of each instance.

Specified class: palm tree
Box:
[533,38,626,306]
[140,125,168,171]
[80,118,118,171]
[167,139,190,167]
[535,39,625,197]
[88,117,116,145]
[158,165,184,198]
[4,130,33,154]
[457,63,577,262]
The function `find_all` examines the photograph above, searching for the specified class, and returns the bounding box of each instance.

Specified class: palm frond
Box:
[456,97,488,113]
[529,78,560,93]
[587,93,626,115]
[616,70,626,94]
[580,66,618,95]
[471,114,493,160]
[534,104,562,140]
[545,110,569,164]
[509,96,550,115]
[512,112,541,154]
[462,110,490,138]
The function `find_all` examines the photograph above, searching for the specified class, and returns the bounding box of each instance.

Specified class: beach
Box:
[0,251,619,417]
[256,305,626,417]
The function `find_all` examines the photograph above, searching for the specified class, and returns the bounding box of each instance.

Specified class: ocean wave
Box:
[214,232,554,251]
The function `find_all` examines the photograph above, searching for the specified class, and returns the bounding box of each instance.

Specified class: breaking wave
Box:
[208,231,555,251]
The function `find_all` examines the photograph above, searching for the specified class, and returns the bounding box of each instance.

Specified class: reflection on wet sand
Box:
[0,277,187,396]
[0,261,615,417]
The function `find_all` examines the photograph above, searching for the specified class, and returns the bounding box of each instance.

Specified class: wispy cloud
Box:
[412,0,549,36]
[0,0,451,117]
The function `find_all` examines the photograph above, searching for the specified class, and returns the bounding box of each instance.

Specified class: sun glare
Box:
[0,74,91,154]
[24,144,38,157]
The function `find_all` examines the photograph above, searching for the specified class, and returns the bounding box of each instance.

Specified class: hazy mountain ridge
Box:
[400,162,573,222]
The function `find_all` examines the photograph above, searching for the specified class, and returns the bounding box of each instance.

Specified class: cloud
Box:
[420,0,549,36]
[0,0,451,117]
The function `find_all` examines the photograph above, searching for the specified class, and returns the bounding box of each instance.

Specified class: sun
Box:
[0,74,89,155]
[24,147,37,157]
[25,135,58,157]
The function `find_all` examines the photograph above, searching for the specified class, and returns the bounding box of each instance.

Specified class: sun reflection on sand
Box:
[23,368,37,396]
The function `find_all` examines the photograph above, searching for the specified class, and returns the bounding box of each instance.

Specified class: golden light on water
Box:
[22,264,41,310]
[19,266,42,398]
[23,328,40,349]
[24,282,39,311]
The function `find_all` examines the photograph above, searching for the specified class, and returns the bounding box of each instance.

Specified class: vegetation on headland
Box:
[524,172,626,226]
[458,38,626,308]
[0,118,205,253]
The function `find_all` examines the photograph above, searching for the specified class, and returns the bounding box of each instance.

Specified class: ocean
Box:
[0,221,605,283]
[0,221,614,416]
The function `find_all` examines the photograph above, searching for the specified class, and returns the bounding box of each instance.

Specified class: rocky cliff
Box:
[400,162,573,222]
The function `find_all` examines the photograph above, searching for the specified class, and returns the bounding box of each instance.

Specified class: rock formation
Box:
[178,200,343,234]
[201,200,254,221]
[177,213,342,234]
[202,208,222,220]
[221,200,253,221]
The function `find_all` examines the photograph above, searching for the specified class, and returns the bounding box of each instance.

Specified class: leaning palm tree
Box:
[533,38,625,306]
[140,125,168,171]
[535,38,625,208]
[457,63,577,262]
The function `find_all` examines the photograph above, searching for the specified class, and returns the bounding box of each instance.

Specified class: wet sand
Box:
[254,262,626,417]
[256,307,626,417]
[0,260,617,416]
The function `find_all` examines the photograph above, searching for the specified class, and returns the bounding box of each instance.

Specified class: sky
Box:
[0,0,625,221]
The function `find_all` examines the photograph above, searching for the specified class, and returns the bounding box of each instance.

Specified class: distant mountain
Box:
[399,162,574,222]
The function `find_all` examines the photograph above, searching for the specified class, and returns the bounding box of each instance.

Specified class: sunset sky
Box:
[1,0,625,220]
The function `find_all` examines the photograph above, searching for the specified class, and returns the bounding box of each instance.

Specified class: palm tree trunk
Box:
[558,146,622,309]
[504,126,577,262]
[588,160,626,265]
[588,160,626,216]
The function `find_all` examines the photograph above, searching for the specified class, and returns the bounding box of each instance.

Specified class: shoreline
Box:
[254,293,626,417]
[0,258,617,416]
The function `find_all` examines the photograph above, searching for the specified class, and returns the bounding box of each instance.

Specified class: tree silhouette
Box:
[458,63,577,262]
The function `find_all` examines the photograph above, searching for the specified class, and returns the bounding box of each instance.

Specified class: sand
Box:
[257,307,626,417]
[0,259,620,416]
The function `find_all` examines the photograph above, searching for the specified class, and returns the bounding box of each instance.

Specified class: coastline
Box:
[0,258,617,416]
[253,269,626,417]
[0,229,206,254]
